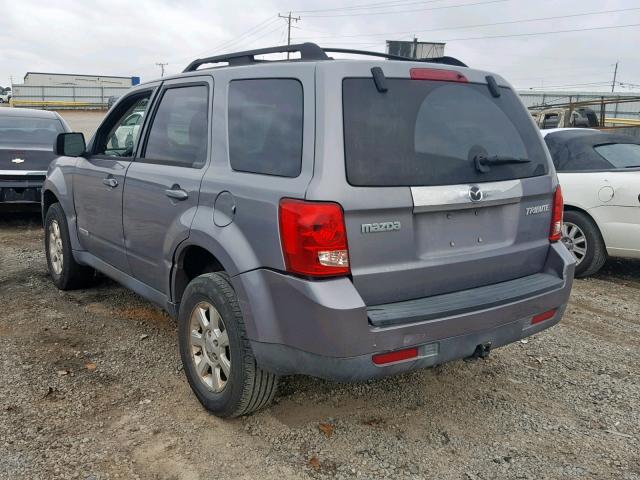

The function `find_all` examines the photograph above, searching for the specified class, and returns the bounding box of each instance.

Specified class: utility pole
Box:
[279,12,300,59]
[611,61,618,93]
[155,62,168,77]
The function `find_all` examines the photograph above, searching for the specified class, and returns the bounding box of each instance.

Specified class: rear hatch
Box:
[308,63,556,306]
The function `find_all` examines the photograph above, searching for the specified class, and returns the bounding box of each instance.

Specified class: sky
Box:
[1,0,639,92]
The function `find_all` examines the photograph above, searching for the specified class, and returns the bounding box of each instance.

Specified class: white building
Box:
[11,72,140,109]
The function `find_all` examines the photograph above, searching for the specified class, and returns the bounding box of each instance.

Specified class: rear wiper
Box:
[474,154,530,173]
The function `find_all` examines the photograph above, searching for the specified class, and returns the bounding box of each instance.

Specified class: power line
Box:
[292,0,448,14]
[292,7,640,40]
[612,61,619,93]
[208,16,281,54]
[240,24,288,50]
[301,0,507,17]
[314,22,640,45]
[134,16,281,73]
[440,22,640,42]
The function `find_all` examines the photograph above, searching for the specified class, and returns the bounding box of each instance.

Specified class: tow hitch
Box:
[465,342,492,361]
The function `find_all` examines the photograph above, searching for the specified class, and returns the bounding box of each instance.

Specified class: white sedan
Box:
[542,128,640,277]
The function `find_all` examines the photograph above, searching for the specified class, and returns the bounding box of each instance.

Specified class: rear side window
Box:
[228,79,303,177]
[0,117,64,147]
[342,78,548,186]
[594,143,640,168]
[143,85,209,168]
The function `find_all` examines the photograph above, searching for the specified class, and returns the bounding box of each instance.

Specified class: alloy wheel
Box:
[48,220,64,275]
[561,222,587,265]
[189,302,231,392]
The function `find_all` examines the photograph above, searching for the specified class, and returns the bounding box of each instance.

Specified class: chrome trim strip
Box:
[410,179,523,212]
[0,170,47,176]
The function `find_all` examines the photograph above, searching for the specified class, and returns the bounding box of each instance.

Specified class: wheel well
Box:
[42,190,59,223]
[563,204,603,234]
[174,246,225,303]
[564,204,596,222]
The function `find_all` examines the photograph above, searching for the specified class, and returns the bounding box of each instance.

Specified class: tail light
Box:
[410,68,468,83]
[279,199,350,277]
[549,186,563,242]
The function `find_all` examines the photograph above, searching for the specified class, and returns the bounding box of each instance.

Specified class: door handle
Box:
[103,177,118,188]
[165,186,189,201]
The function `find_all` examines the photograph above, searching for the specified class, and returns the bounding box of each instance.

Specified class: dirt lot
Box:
[1,211,638,480]
[55,110,106,138]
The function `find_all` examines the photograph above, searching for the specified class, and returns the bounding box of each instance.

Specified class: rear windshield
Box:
[342,78,548,186]
[0,116,64,147]
[594,143,640,168]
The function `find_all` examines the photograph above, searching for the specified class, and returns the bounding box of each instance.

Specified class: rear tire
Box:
[178,273,278,418]
[562,210,607,278]
[44,203,95,290]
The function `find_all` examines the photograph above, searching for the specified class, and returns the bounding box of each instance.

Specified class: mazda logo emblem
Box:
[469,185,483,202]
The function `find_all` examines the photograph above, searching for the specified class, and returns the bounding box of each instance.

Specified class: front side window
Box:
[143,85,209,168]
[594,143,640,168]
[343,78,548,186]
[95,94,151,157]
[228,79,303,177]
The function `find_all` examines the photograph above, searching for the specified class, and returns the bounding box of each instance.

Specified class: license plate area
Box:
[414,203,519,258]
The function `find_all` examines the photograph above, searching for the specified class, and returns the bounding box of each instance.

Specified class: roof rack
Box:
[322,47,467,67]
[183,42,467,72]
[183,43,329,72]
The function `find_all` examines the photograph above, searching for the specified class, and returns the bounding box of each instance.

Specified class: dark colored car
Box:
[42,43,575,417]
[0,108,70,204]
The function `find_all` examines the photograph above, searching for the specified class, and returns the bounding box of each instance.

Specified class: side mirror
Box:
[55,132,86,157]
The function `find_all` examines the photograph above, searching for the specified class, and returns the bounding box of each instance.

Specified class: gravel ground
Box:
[1,211,639,480]
[55,110,105,138]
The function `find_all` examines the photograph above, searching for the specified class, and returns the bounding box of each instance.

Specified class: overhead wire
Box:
[292,7,640,40]
[299,0,508,18]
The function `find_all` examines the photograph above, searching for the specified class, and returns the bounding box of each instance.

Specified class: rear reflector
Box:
[531,308,557,325]
[279,198,350,277]
[410,68,468,83]
[549,186,563,242]
[372,347,418,365]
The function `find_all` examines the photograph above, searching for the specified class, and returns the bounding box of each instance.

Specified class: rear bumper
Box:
[0,171,46,204]
[231,243,575,381]
[251,307,565,381]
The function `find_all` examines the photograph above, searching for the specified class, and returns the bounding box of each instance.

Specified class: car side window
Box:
[141,85,209,168]
[228,79,303,177]
[94,93,151,157]
[542,113,559,129]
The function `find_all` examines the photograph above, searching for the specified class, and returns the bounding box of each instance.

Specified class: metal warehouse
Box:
[11,72,140,109]
[518,89,640,122]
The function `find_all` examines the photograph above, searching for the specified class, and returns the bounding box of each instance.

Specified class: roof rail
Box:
[183,42,467,72]
[183,43,329,72]
[321,48,467,67]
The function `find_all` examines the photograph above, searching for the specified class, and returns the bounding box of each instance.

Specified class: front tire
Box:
[178,273,278,418]
[44,203,95,290]
[562,210,607,278]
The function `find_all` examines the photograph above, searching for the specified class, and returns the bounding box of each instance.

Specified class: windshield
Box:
[0,116,65,148]
[342,78,548,186]
[594,143,640,168]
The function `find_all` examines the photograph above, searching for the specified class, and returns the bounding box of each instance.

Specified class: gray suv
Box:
[42,43,575,417]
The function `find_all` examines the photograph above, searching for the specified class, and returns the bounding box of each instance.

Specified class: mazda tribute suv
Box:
[42,43,575,417]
